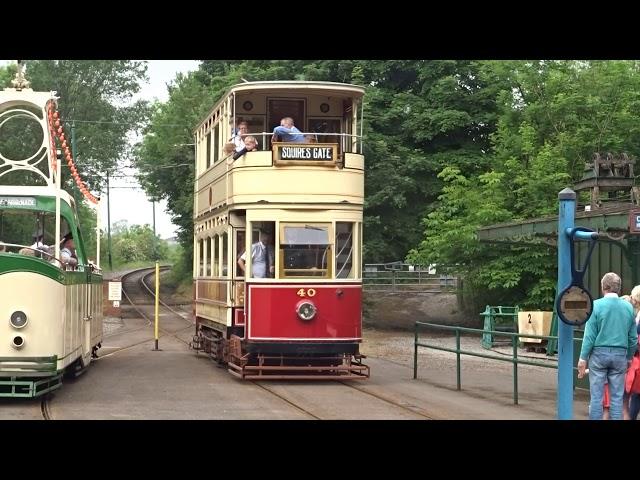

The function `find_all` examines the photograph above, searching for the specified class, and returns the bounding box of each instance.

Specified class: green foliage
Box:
[135,60,640,309]
[0,63,17,87]
[100,220,168,267]
[412,60,640,310]
[22,60,150,194]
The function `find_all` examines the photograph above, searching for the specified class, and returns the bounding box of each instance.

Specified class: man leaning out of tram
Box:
[272,117,305,143]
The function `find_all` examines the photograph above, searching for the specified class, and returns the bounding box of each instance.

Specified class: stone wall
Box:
[363,291,479,331]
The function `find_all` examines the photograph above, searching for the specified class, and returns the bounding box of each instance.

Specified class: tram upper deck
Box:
[193,81,365,219]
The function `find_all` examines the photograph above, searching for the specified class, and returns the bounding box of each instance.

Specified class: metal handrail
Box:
[413,321,584,405]
[0,242,88,272]
[231,131,364,152]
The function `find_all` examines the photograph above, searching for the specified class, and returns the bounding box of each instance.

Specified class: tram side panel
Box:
[0,272,65,369]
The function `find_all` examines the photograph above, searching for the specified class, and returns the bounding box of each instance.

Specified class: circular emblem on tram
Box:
[296,300,317,321]
[320,103,330,113]
[243,101,253,111]
[10,310,28,329]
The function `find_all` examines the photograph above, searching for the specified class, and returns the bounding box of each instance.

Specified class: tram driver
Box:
[237,230,275,278]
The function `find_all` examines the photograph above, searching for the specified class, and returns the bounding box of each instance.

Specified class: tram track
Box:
[112,266,432,420]
[40,395,52,420]
[101,267,195,356]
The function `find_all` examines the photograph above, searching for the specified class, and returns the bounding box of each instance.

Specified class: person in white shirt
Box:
[232,121,249,152]
[238,230,274,278]
[30,232,51,258]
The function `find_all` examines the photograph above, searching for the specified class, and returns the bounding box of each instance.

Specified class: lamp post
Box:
[106,169,113,270]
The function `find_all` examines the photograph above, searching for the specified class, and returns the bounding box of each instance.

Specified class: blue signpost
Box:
[557,189,575,420]
[556,188,598,419]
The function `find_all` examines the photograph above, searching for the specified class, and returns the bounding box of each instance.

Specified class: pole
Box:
[152,199,157,260]
[557,188,575,420]
[106,170,113,270]
[154,261,160,351]
[70,123,80,207]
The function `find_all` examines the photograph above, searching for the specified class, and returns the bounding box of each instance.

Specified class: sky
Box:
[104,60,201,239]
[0,59,202,239]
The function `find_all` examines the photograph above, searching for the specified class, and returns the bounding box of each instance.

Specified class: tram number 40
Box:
[297,288,316,297]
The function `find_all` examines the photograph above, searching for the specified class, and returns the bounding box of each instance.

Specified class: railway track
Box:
[98,266,434,420]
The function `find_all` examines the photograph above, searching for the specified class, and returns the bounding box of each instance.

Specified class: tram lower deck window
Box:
[279,224,332,279]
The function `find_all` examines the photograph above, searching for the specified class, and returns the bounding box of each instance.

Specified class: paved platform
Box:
[39,316,591,420]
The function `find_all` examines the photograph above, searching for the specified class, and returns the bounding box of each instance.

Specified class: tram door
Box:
[83,279,92,364]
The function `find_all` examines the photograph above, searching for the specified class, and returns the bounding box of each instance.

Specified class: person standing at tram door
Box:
[577,272,638,420]
[238,230,274,278]
[272,117,305,143]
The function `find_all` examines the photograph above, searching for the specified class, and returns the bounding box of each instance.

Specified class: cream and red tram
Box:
[0,73,102,397]
[191,81,368,379]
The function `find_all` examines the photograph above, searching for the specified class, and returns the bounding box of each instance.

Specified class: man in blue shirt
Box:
[272,117,305,143]
[577,272,638,420]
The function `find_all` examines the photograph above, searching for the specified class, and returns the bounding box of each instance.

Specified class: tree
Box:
[24,60,150,194]
[101,220,168,266]
[410,60,640,310]
[137,60,505,278]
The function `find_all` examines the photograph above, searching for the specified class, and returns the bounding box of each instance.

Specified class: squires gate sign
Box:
[274,143,338,165]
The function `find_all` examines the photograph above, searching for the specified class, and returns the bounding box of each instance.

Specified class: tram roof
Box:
[195,81,365,133]
[0,185,74,206]
[0,89,57,112]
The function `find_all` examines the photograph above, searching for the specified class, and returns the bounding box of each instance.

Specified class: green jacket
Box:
[579,295,638,361]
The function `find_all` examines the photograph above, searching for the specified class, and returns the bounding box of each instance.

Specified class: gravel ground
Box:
[361,327,558,376]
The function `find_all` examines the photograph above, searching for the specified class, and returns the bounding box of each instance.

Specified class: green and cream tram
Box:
[0,71,102,397]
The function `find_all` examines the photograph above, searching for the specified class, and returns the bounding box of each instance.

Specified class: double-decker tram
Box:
[191,81,369,379]
[0,69,102,397]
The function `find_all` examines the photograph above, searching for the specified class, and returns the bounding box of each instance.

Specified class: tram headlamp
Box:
[296,301,317,321]
[10,311,27,329]
[12,335,24,348]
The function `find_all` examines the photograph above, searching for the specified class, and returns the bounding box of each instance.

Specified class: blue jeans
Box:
[588,347,628,420]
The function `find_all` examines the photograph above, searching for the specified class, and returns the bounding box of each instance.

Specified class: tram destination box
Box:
[273,143,338,166]
[517,311,552,344]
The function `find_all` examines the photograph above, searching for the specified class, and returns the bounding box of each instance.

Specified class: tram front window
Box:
[0,210,59,260]
[280,224,332,278]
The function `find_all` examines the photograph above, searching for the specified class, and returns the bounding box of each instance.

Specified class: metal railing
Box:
[413,322,584,405]
[234,131,363,154]
[363,263,457,291]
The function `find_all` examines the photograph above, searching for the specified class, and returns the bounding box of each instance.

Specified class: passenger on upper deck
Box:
[59,232,78,269]
[232,135,258,160]
[232,121,249,152]
[223,142,236,157]
[272,117,305,143]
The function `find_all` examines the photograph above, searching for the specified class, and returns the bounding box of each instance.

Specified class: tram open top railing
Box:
[231,131,363,154]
